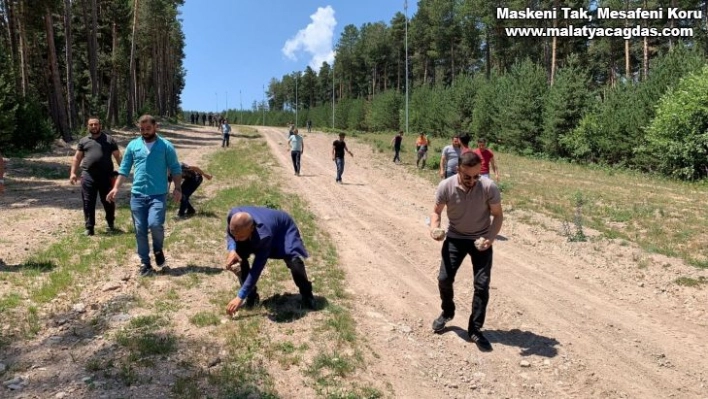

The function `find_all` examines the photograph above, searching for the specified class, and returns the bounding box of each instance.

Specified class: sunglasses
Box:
[460,172,480,181]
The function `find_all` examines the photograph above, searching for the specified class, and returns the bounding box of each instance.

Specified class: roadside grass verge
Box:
[161,138,384,397]
[0,202,139,344]
[348,132,708,271]
[0,130,383,397]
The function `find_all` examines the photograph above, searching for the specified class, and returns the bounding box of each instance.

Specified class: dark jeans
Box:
[291,150,302,174]
[222,134,230,147]
[179,175,203,215]
[393,147,401,162]
[235,249,313,300]
[437,237,493,332]
[81,173,115,230]
[334,157,345,182]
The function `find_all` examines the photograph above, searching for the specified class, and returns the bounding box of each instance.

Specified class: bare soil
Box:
[1,124,707,399]
[260,127,708,399]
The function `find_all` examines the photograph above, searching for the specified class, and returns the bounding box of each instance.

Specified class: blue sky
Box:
[179,1,417,112]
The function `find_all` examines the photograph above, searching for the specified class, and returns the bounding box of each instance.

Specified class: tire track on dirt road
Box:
[260,127,707,398]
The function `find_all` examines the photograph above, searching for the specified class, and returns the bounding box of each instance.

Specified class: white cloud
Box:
[282,6,336,72]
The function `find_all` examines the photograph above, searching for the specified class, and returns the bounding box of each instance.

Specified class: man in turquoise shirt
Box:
[107,115,183,276]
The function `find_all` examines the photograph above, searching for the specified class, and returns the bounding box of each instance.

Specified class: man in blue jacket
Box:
[224,206,316,315]
[107,115,183,276]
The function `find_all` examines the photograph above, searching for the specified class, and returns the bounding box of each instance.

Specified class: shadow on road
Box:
[438,326,560,357]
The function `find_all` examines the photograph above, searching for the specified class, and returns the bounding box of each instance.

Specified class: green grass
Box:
[189,311,221,327]
[674,276,707,288]
[0,293,21,312]
[115,314,176,362]
[345,131,708,270]
[3,129,383,397]
[161,137,381,397]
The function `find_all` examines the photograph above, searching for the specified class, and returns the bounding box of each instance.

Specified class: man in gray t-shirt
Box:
[429,151,503,352]
[439,134,462,179]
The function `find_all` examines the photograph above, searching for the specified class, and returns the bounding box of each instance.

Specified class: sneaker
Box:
[154,251,166,267]
[469,330,493,352]
[432,313,453,332]
[301,295,317,310]
[244,293,260,308]
[84,228,95,236]
[185,209,196,216]
[139,264,154,277]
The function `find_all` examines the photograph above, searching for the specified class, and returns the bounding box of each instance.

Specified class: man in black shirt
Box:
[331,133,353,183]
[391,131,403,163]
[70,117,122,236]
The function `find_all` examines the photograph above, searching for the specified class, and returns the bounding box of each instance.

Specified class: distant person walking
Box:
[416,133,430,169]
[221,119,232,147]
[69,117,122,236]
[472,138,500,181]
[391,131,403,163]
[306,120,312,133]
[439,134,462,179]
[107,115,183,277]
[287,128,304,176]
[201,113,206,126]
[429,151,504,352]
[208,113,213,127]
[189,113,195,124]
[170,162,212,218]
[332,133,353,184]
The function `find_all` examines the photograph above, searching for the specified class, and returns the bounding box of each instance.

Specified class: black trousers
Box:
[437,237,493,332]
[236,249,313,300]
[291,150,302,174]
[393,147,401,162]
[222,134,230,147]
[81,173,115,229]
[178,175,203,215]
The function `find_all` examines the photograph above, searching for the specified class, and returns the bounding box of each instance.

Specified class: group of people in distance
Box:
[285,123,354,183]
[4,116,504,352]
[189,112,224,127]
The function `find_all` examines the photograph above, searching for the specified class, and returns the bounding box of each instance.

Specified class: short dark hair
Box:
[478,137,487,144]
[138,115,157,125]
[453,133,462,139]
[459,151,481,167]
[460,133,471,146]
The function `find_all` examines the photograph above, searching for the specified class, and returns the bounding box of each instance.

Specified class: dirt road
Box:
[1,125,706,398]
[261,127,708,398]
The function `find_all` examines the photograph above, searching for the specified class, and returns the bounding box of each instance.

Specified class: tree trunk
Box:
[106,21,119,126]
[450,42,455,83]
[624,1,630,79]
[127,0,139,125]
[45,7,70,141]
[485,27,491,80]
[642,0,649,81]
[17,0,29,97]
[3,0,20,92]
[64,0,76,131]
[83,0,99,98]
